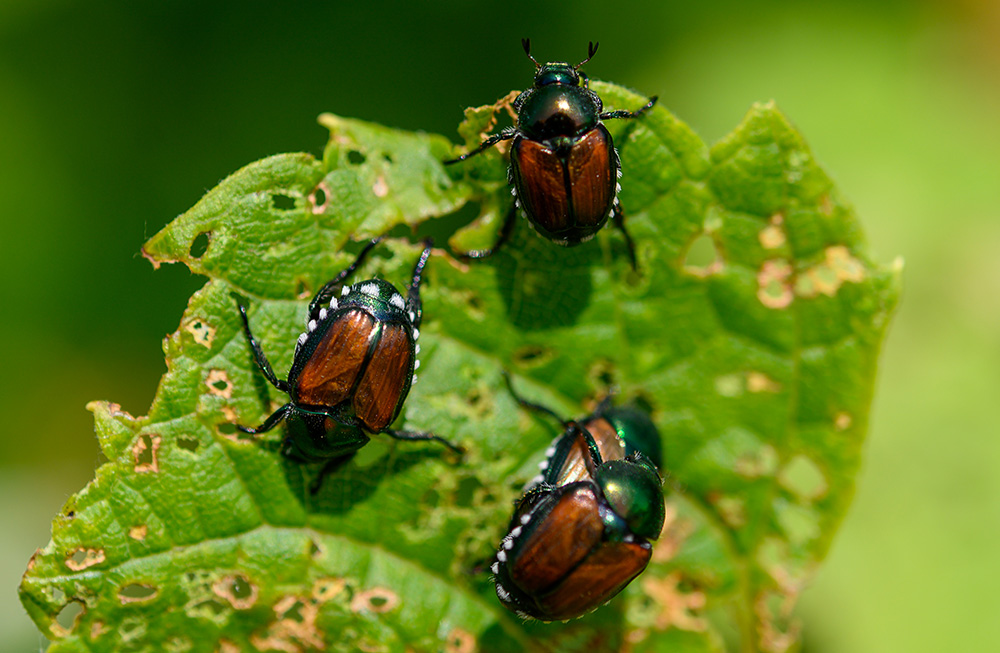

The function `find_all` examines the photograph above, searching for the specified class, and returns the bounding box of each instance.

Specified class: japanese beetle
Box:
[234,238,461,481]
[446,39,657,267]
[492,376,666,621]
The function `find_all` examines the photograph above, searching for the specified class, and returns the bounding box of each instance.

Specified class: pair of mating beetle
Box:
[234,40,664,621]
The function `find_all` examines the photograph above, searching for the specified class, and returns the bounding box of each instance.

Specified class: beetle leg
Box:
[444,128,517,164]
[235,300,290,393]
[308,237,382,320]
[384,429,464,454]
[611,206,639,271]
[592,392,616,419]
[567,422,606,475]
[451,204,517,262]
[502,371,607,470]
[237,402,294,435]
[502,371,568,427]
[309,453,356,494]
[599,95,658,121]
[405,238,434,329]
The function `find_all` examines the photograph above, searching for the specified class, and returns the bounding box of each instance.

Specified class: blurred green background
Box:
[2,0,997,650]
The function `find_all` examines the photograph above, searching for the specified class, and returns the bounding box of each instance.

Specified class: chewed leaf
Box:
[21,86,898,652]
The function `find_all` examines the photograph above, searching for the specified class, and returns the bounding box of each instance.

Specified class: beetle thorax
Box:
[518,84,599,142]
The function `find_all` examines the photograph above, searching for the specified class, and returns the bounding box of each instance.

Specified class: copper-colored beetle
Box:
[446,39,657,267]
[492,375,665,621]
[234,238,460,484]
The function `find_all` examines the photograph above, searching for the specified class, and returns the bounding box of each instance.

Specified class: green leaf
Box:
[21,85,899,652]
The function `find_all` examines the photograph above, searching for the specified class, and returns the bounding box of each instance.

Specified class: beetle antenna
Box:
[521,38,540,70]
[576,41,599,70]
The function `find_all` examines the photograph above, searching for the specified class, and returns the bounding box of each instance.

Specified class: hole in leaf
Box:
[133,434,161,473]
[272,193,296,210]
[631,391,655,415]
[587,359,617,390]
[350,587,399,613]
[213,574,258,609]
[52,587,66,602]
[282,599,306,622]
[683,232,722,276]
[190,599,227,618]
[119,583,158,603]
[205,370,233,398]
[230,576,252,599]
[512,345,553,368]
[311,185,328,213]
[135,435,154,466]
[120,617,144,638]
[465,292,483,312]
[778,455,828,500]
[347,150,366,165]
[56,600,84,632]
[421,487,440,506]
[454,476,482,508]
[66,547,105,571]
[177,435,199,452]
[189,232,210,259]
[295,278,310,299]
[184,319,215,348]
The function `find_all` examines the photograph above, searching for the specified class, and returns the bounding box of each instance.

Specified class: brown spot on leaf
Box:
[835,412,852,430]
[759,214,786,250]
[129,525,147,541]
[90,620,106,640]
[819,194,834,216]
[213,574,258,610]
[206,369,233,398]
[795,245,865,298]
[707,492,747,528]
[251,595,324,652]
[66,547,106,571]
[757,259,794,309]
[184,319,216,348]
[755,588,802,653]
[372,175,389,198]
[312,578,347,603]
[217,640,240,653]
[133,434,161,473]
[641,571,708,632]
[734,443,777,478]
[444,628,477,653]
[350,587,399,614]
[747,371,781,393]
[104,403,135,419]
